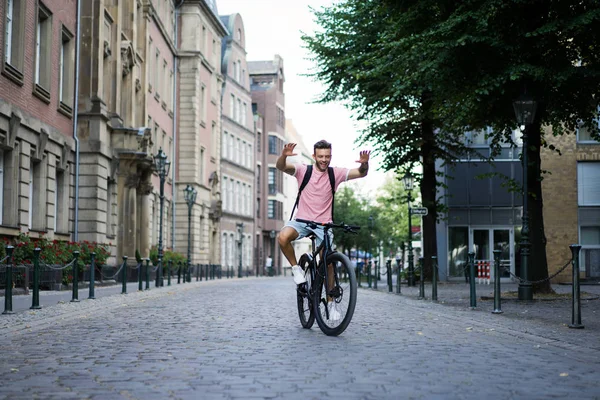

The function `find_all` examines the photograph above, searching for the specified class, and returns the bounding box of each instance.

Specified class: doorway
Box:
[470,227,514,281]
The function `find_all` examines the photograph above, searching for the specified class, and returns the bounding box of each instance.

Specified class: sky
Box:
[217,0,390,196]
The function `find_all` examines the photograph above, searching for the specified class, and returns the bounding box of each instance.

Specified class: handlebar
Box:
[296,218,361,234]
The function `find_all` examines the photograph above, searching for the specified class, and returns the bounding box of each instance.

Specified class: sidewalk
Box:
[363,277,600,348]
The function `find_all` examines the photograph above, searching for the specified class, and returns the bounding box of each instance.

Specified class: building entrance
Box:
[470,228,514,282]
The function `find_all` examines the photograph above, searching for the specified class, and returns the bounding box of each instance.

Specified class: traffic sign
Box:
[410,207,428,216]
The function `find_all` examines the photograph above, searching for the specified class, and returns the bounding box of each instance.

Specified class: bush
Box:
[0,233,111,285]
[149,246,187,269]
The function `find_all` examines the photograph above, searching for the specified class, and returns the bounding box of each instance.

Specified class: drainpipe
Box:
[171,0,184,249]
[72,0,82,242]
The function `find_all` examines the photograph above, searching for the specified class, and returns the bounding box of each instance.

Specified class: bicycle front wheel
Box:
[313,252,357,336]
[297,253,315,329]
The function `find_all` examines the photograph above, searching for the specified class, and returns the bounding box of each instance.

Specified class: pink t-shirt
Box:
[293,163,350,223]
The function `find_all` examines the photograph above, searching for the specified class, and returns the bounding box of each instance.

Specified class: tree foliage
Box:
[305,0,600,291]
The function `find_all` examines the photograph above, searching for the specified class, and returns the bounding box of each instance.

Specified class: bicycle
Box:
[295,218,359,336]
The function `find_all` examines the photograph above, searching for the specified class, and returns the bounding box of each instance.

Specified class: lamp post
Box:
[183,184,197,283]
[368,214,374,288]
[237,223,245,278]
[153,148,170,287]
[403,173,415,287]
[513,94,537,301]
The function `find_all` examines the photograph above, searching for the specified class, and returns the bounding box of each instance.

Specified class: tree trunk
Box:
[420,110,438,281]
[527,123,552,293]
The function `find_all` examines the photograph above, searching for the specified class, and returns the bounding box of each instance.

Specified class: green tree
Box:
[333,186,369,256]
[303,1,469,279]
[306,0,600,292]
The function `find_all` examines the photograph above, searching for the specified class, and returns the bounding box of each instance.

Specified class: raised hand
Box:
[282,143,298,157]
[355,150,371,164]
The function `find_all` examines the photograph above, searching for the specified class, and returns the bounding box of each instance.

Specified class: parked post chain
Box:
[31,248,41,309]
[89,252,96,299]
[395,258,402,294]
[418,257,425,300]
[2,246,14,314]
[492,250,503,314]
[71,251,80,302]
[569,244,584,329]
[121,256,127,294]
[432,256,438,302]
[468,252,476,309]
[145,259,150,290]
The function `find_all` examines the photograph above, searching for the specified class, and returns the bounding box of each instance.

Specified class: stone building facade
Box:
[219,13,255,275]
[250,55,286,275]
[0,0,77,241]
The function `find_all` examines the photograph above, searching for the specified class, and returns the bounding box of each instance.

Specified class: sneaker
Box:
[328,301,341,320]
[291,265,307,285]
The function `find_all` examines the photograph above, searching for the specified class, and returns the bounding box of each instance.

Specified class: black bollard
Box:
[71,251,80,302]
[167,260,172,286]
[432,256,438,302]
[137,257,143,292]
[396,258,402,294]
[387,260,392,292]
[155,260,160,288]
[373,260,378,290]
[177,262,181,284]
[89,252,97,299]
[145,259,150,290]
[357,261,362,287]
[3,246,15,314]
[418,257,425,300]
[468,252,476,309]
[367,261,372,288]
[121,256,127,294]
[492,250,503,314]
[569,244,584,329]
[31,248,41,309]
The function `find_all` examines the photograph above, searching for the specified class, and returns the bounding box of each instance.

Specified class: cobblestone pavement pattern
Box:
[1,277,599,400]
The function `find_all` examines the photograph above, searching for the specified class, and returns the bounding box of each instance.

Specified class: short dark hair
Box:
[313,140,332,153]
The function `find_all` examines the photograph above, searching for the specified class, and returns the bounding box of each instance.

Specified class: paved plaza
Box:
[1,276,599,399]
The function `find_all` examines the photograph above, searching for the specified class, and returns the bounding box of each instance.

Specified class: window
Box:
[211,122,217,156]
[222,131,228,158]
[154,49,160,97]
[247,144,252,167]
[268,167,276,194]
[577,108,600,142]
[230,94,235,119]
[581,227,600,245]
[227,179,233,211]
[221,233,228,265]
[229,233,235,266]
[256,165,261,192]
[236,138,241,164]
[55,167,68,233]
[236,181,241,213]
[3,0,25,81]
[162,60,167,108]
[268,200,275,219]
[237,99,242,123]
[29,157,46,231]
[228,133,234,160]
[257,132,261,152]
[106,177,115,237]
[34,3,52,101]
[242,102,247,126]
[221,177,228,211]
[256,198,260,218]
[59,26,75,114]
[200,147,205,183]
[268,135,278,154]
[578,162,600,206]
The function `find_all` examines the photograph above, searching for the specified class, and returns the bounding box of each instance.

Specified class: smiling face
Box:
[313,148,332,172]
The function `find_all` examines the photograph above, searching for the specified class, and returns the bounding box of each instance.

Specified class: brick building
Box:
[0,0,77,241]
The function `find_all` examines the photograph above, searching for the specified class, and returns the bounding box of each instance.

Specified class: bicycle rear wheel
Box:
[297,253,315,329]
[313,252,357,336]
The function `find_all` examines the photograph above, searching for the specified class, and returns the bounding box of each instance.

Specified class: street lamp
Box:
[513,94,537,301]
[183,184,197,283]
[153,148,170,287]
[237,223,245,278]
[403,172,415,287]
[368,214,375,289]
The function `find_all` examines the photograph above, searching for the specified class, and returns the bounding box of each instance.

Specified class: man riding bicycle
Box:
[276,140,370,290]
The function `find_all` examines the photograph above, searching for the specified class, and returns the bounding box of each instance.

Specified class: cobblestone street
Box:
[1,277,599,400]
